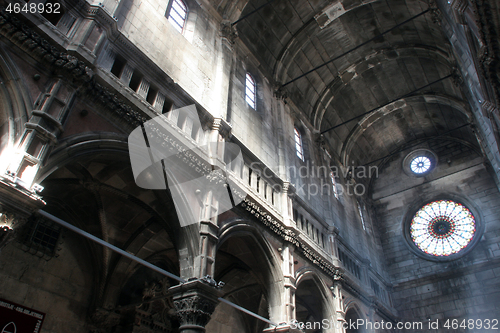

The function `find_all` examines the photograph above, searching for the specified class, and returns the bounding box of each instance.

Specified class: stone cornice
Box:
[241,197,341,280]
[0,7,151,128]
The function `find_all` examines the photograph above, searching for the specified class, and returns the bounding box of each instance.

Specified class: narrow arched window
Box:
[357,201,366,231]
[330,171,339,199]
[167,0,187,33]
[245,73,256,109]
[294,127,304,161]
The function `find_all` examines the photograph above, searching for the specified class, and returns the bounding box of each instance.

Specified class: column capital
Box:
[169,279,223,332]
[220,20,238,45]
[211,118,223,131]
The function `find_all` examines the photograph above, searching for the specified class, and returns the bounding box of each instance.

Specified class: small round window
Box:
[410,200,476,257]
[410,156,431,174]
[403,149,437,176]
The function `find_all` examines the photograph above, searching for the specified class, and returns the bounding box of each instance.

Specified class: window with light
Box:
[410,200,476,256]
[357,201,366,231]
[330,171,339,199]
[167,0,187,33]
[410,156,431,174]
[294,127,304,161]
[245,73,256,109]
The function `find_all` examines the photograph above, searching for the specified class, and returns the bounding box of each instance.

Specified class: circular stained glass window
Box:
[410,200,476,256]
[410,156,431,174]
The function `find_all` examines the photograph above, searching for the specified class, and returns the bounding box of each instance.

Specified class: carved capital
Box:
[315,133,326,149]
[220,20,238,45]
[274,84,288,103]
[211,118,222,132]
[0,184,40,252]
[482,100,499,115]
[282,181,290,193]
[427,0,442,26]
[333,268,344,282]
[451,67,464,87]
[169,279,222,332]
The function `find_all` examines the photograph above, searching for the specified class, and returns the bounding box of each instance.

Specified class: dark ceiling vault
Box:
[216,0,481,167]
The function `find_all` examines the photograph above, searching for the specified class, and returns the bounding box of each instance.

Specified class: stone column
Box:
[329,226,340,258]
[211,21,237,120]
[98,45,115,72]
[195,219,218,278]
[120,64,134,86]
[137,79,150,98]
[208,118,222,161]
[332,273,346,333]
[282,244,296,324]
[169,279,223,333]
[281,182,293,227]
[154,92,166,113]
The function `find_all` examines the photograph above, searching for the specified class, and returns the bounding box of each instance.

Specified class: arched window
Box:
[357,201,366,231]
[245,73,256,109]
[167,0,187,33]
[330,171,339,199]
[294,127,304,161]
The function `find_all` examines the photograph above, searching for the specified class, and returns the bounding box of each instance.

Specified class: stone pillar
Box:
[168,108,180,124]
[282,244,296,324]
[332,273,346,333]
[155,92,166,113]
[281,182,292,227]
[169,279,223,333]
[329,226,340,258]
[137,79,150,98]
[195,219,218,278]
[98,45,115,72]
[208,118,222,161]
[211,21,237,120]
[120,64,134,86]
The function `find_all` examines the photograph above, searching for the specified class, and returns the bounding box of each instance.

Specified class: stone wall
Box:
[372,138,500,326]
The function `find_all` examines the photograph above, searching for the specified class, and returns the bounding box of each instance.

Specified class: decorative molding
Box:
[0,7,149,128]
[241,197,342,281]
[169,279,222,330]
[274,84,288,103]
[220,20,238,45]
[428,0,442,26]
[174,295,216,328]
[0,211,23,252]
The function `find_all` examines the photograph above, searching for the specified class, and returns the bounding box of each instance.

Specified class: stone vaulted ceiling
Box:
[218,0,480,166]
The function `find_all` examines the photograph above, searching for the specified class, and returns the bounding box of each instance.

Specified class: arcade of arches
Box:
[0,0,499,332]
